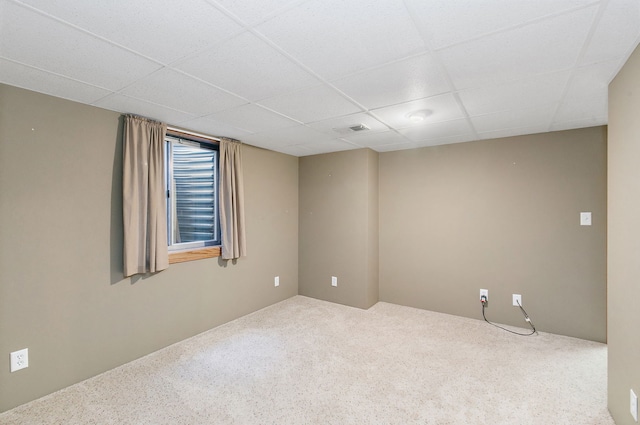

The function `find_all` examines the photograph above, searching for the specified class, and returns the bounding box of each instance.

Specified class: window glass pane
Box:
[172,141,217,244]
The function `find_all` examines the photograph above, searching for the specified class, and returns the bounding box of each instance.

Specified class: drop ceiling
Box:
[1,0,638,156]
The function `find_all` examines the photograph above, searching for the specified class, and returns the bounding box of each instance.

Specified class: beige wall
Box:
[0,84,299,412]
[379,128,607,342]
[608,44,640,424]
[299,149,379,309]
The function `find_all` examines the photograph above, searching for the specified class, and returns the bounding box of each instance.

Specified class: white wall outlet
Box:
[331,276,338,287]
[513,294,522,306]
[480,289,488,302]
[580,212,592,226]
[631,389,638,422]
[10,348,28,372]
[274,276,279,287]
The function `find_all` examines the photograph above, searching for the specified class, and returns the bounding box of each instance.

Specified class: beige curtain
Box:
[219,138,246,260]
[122,115,169,277]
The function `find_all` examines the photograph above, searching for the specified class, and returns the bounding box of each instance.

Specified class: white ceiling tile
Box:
[255,0,425,79]
[374,143,418,153]
[307,113,389,136]
[406,0,595,49]
[332,54,450,110]
[120,68,247,116]
[459,71,571,117]
[342,130,409,148]
[208,104,300,133]
[93,94,196,124]
[471,105,556,134]
[398,118,474,142]
[373,133,476,151]
[16,0,243,64]
[553,98,608,124]
[550,117,607,132]
[275,144,316,157]
[439,6,598,90]
[295,140,360,156]
[581,0,640,66]
[0,58,111,104]
[175,32,318,101]
[411,134,477,147]
[478,125,555,140]
[243,125,335,147]
[0,1,161,90]
[178,116,254,140]
[565,60,623,102]
[258,84,361,123]
[213,0,304,26]
[371,93,465,129]
[550,61,618,126]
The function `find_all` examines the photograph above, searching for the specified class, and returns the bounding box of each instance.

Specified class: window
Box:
[165,133,220,252]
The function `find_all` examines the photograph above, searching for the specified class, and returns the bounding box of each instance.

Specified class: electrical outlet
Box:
[480,289,488,302]
[331,276,338,287]
[631,389,638,422]
[10,348,28,372]
[274,276,279,287]
[513,294,522,306]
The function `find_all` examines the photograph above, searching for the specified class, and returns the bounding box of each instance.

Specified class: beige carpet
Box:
[1,296,613,424]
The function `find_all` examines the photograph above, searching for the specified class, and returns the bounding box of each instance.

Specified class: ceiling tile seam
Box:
[430,0,602,53]
[336,138,370,149]
[245,23,422,117]
[401,0,479,141]
[0,55,115,93]
[199,0,434,123]
[161,30,250,69]
[455,67,575,96]
[238,102,306,127]
[8,0,166,68]
[360,109,414,142]
[462,97,565,120]
[4,2,251,106]
[167,67,254,105]
[476,119,562,135]
[93,67,177,104]
[547,0,609,130]
[204,0,312,30]
[324,51,429,83]
[93,92,205,121]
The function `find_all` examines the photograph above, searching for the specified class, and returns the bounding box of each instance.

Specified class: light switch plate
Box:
[274,276,279,287]
[631,389,638,422]
[331,276,337,287]
[580,212,592,226]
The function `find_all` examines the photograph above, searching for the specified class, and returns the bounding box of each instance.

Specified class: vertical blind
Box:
[168,138,219,246]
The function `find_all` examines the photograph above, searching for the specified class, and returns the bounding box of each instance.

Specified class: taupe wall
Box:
[608,44,640,424]
[0,84,299,412]
[379,128,607,342]
[299,149,379,309]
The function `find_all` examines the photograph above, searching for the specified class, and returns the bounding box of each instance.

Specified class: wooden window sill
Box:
[168,246,221,264]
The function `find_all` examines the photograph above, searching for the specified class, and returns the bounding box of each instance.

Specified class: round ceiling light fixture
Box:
[407,109,433,123]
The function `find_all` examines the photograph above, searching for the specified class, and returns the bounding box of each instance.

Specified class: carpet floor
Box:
[0,296,613,424]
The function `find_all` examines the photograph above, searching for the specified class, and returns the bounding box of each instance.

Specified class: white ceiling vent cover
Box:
[333,124,370,135]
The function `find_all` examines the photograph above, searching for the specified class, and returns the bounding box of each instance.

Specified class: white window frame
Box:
[165,133,221,252]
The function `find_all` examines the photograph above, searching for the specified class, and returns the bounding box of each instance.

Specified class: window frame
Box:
[165,129,222,263]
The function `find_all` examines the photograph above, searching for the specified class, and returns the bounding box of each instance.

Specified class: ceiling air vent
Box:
[332,123,370,135]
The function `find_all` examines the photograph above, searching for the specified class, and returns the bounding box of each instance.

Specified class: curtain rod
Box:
[167,126,221,143]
